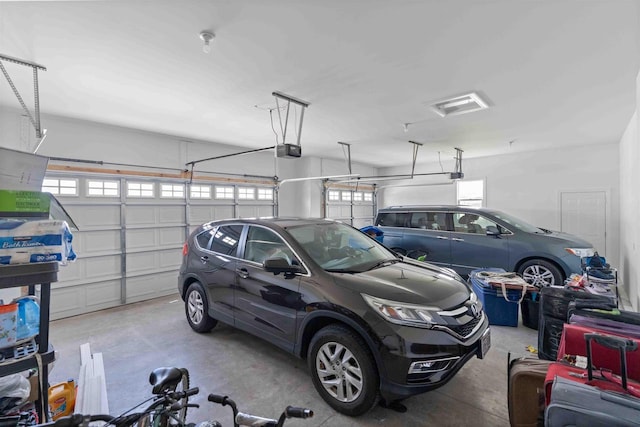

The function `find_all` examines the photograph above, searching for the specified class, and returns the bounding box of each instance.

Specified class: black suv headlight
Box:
[362,294,444,328]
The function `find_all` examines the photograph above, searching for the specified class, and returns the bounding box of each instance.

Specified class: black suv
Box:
[178,218,490,416]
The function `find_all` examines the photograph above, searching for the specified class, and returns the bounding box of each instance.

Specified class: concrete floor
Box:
[49,294,538,427]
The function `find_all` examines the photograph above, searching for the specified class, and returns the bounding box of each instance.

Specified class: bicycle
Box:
[37,367,198,427]
[205,394,313,427]
[35,367,312,427]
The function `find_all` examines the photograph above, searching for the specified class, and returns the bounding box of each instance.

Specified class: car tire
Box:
[185,282,217,333]
[308,324,379,416]
[518,259,563,287]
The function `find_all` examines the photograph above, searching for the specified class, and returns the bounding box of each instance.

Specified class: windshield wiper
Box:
[368,258,399,270]
[325,268,361,273]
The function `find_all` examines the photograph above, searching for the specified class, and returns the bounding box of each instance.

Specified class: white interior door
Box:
[560,191,607,255]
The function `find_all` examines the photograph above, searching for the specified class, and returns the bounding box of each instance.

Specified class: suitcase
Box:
[545,376,640,426]
[537,287,614,360]
[507,354,552,427]
[568,300,640,326]
[557,323,640,381]
[538,315,565,361]
[545,333,640,406]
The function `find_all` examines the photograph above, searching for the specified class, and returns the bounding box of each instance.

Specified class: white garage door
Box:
[325,186,376,229]
[43,173,275,319]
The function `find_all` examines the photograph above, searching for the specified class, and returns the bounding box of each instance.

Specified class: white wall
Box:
[378,144,621,270]
[0,108,376,218]
[620,106,640,309]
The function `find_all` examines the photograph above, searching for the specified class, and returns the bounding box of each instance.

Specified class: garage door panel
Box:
[327,205,343,218]
[84,255,121,279]
[74,230,120,254]
[126,272,177,301]
[189,205,234,223]
[127,205,158,225]
[127,229,157,249]
[85,281,122,307]
[159,227,184,246]
[159,205,185,224]
[73,205,120,227]
[127,248,180,273]
[50,286,83,314]
[50,280,121,320]
[159,248,182,268]
[353,205,373,218]
[237,205,273,218]
[56,260,83,282]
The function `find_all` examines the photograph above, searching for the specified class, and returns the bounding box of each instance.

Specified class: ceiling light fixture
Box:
[429,92,489,117]
[199,31,215,54]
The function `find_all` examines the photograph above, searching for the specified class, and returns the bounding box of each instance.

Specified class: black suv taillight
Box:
[182,242,189,256]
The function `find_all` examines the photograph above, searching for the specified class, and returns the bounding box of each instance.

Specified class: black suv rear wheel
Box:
[308,324,378,416]
[185,282,217,332]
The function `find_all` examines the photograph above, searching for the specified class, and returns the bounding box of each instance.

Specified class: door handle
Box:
[436,236,449,240]
[451,237,464,242]
[200,256,209,263]
[236,267,249,279]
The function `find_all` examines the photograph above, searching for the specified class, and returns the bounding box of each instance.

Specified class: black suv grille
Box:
[447,315,481,338]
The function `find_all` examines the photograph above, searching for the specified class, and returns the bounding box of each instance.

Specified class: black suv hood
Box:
[332,261,471,310]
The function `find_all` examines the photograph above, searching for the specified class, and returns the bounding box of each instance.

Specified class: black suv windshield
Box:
[287,222,397,272]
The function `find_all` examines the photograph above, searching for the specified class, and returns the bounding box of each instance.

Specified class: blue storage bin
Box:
[471,277,520,327]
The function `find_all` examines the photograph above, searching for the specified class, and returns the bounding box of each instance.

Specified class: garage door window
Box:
[87,180,119,197]
[364,192,373,202]
[42,178,78,196]
[127,182,154,198]
[190,185,211,199]
[161,184,185,198]
[257,188,273,200]
[328,190,340,201]
[238,187,255,200]
[215,186,234,199]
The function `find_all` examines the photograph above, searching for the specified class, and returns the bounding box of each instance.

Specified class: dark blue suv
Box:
[375,206,595,286]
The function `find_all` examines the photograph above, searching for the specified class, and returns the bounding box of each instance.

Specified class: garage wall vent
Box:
[429,92,489,117]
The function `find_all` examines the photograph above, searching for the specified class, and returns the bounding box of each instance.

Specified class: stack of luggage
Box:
[508,286,640,426]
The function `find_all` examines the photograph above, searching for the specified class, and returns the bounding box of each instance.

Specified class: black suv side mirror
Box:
[264,257,302,276]
[486,225,500,236]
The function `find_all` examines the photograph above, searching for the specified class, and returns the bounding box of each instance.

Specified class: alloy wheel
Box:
[522,264,555,286]
[187,290,204,325]
[315,341,364,403]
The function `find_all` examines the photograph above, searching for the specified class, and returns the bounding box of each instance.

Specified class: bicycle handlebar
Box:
[284,407,313,419]
[235,413,278,426]
[207,394,312,427]
[38,414,115,427]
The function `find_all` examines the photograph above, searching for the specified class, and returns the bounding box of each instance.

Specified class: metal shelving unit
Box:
[0,262,58,422]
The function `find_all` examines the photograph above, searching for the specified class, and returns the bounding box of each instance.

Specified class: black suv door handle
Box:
[200,256,209,263]
[236,267,249,279]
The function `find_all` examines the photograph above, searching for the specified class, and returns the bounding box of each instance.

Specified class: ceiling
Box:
[1,0,639,168]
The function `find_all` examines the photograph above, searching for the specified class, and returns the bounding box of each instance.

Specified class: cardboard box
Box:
[28,373,39,402]
[0,190,50,219]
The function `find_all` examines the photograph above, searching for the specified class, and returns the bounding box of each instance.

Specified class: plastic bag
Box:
[0,374,30,412]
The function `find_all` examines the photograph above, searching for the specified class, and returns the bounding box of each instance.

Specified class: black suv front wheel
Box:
[185,282,217,333]
[308,324,379,416]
